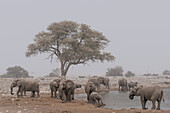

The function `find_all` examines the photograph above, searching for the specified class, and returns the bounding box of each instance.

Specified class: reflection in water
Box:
[75,89,170,110]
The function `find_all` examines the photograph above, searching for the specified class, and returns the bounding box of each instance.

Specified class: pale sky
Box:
[0,0,170,77]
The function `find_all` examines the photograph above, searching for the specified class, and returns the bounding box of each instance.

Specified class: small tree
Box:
[1,66,30,78]
[163,70,170,75]
[47,68,60,77]
[125,71,135,77]
[26,21,115,76]
[105,66,123,76]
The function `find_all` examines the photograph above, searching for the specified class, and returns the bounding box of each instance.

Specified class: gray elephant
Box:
[89,92,103,106]
[100,77,110,89]
[85,81,96,102]
[58,80,75,102]
[118,78,128,92]
[50,80,59,98]
[11,79,40,97]
[128,81,138,90]
[71,84,82,100]
[88,76,109,90]
[129,85,164,110]
[50,76,66,98]
[88,76,100,90]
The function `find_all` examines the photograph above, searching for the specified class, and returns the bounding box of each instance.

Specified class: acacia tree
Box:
[26,21,114,76]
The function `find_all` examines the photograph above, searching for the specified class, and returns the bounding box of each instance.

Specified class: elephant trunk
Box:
[129,93,134,100]
[10,85,14,95]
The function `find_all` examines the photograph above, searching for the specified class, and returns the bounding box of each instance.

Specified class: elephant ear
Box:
[16,79,22,87]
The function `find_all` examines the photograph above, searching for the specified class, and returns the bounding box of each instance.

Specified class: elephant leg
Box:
[62,91,67,102]
[53,88,57,98]
[118,85,120,92]
[157,100,161,110]
[67,91,72,102]
[19,87,24,97]
[24,91,26,96]
[141,96,147,109]
[17,87,21,97]
[151,100,156,110]
[37,91,40,97]
[31,91,35,97]
[51,88,53,98]
[143,99,148,109]
[72,92,74,100]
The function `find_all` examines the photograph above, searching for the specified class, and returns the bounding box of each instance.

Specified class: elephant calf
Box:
[89,92,103,106]
[129,85,164,110]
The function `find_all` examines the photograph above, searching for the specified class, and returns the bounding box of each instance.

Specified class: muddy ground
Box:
[0,93,170,113]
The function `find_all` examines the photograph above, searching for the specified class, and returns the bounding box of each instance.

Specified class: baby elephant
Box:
[129,85,164,110]
[89,92,103,106]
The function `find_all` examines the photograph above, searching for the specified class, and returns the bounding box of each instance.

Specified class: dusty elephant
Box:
[71,84,82,100]
[99,77,110,89]
[89,92,103,106]
[129,85,164,110]
[88,76,100,90]
[49,80,59,98]
[118,78,128,92]
[58,80,75,102]
[11,79,40,97]
[128,81,138,90]
[85,81,96,102]
[50,76,66,98]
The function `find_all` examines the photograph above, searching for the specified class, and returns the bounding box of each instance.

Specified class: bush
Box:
[105,66,123,76]
[125,71,135,77]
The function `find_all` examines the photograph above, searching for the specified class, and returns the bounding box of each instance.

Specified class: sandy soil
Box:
[0,93,170,113]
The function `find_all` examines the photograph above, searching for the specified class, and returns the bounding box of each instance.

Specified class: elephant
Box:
[71,84,82,100]
[129,85,164,110]
[50,76,66,98]
[11,79,40,97]
[128,81,138,90]
[100,77,110,89]
[85,81,96,102]
[89,92,104,106]
[88,76,109,90]
[50,80,59,98]
[58,79,75,102]
[88,76,100,90]
[118,78,128,92]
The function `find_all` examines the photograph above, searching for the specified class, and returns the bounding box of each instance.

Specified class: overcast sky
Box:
[0,0,170,77]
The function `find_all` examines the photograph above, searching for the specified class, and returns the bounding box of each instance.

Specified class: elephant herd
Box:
[10,76,165,110]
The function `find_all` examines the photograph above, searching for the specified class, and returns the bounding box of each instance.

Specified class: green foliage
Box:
[105,66,123,76]
[0,66,30,78]
[125,71,135,77]
[26,21,115,76]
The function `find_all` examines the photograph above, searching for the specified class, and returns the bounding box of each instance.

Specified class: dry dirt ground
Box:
[0,93,170,113]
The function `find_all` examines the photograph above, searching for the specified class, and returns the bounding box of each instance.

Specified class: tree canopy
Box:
[26,21,115,76]
[0,66,30,78]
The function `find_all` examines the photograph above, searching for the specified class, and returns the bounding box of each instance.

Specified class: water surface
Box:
[75,89,170,110]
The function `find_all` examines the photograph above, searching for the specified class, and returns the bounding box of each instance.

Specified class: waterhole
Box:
[75,88,170,110]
